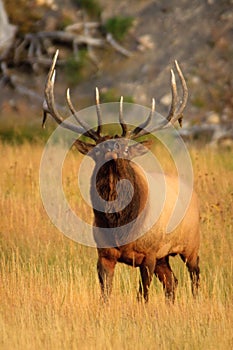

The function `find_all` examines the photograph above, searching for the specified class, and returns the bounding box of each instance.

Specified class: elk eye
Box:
[94,147,100,155]
[114,142,120,150]
[124,147,129,155]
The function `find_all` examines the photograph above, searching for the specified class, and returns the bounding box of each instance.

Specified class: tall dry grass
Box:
[0,141,232,349]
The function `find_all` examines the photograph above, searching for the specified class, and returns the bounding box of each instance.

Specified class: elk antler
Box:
[43,51,188,143]
[130,60,188,139]
[43,49,101,141]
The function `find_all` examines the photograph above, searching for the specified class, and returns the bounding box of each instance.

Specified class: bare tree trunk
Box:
[0,0,17,59]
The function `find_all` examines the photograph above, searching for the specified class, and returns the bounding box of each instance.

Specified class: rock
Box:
[35,0,58,10]
[160,93,171,106]
[137,34,155,51]
[222,107,231,122]
[218,138,233,148]
[206,112,220,124]
[191,76,201,85]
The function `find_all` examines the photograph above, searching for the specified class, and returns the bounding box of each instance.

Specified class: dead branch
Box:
[36,31,105,46]
[106,33,132,57]
[0,61,43,103]
[65,22,100,33]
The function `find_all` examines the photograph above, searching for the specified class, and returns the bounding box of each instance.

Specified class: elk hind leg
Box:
[181,254,200,297]
[154,256,178,302]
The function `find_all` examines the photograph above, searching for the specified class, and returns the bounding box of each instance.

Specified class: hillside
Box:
[0,0,233,141]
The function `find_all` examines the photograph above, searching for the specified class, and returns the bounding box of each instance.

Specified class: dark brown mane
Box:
[91,158,146,228]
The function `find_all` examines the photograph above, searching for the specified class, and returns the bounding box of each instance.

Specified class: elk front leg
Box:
[97,257,116,301]
[138,259,155,302]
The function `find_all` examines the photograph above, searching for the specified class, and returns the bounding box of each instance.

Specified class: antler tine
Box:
[43,49,85,134]
[95,87,103,137]
[43,50,63,128]
[131,98,155,138]
[167,68,178,122]
[173,60,188,125]
[119,96,128,137]
[66,88,99,141]
[161,60,188,127]
[131,61,188,139]
[163,60,188,127]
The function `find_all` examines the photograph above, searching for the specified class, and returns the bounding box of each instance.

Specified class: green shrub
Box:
[0,124,53,144]
[100,89,134,103]
[72,0,102,18]
[5,0,48,34]
[65,50,88,85]
[104,16,134,41]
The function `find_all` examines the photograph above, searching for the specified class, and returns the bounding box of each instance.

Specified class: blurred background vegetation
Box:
[0,0,233,144]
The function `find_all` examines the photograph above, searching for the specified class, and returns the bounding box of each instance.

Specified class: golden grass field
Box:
[0,140,233,349]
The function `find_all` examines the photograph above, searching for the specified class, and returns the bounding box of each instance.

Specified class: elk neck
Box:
[90,158,149,228]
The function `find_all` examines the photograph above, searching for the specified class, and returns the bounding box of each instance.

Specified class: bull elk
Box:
[43,50,200,302]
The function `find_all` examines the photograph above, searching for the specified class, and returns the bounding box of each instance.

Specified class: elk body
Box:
[43,50,200,302]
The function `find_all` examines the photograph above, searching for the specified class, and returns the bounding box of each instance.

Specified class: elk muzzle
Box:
[105,151,118,161]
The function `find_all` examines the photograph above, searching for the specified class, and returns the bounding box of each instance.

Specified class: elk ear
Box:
[128,140,153,159]
[74,140,95,155]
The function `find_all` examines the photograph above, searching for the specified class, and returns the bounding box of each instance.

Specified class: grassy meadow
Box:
[0,139,233,349]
